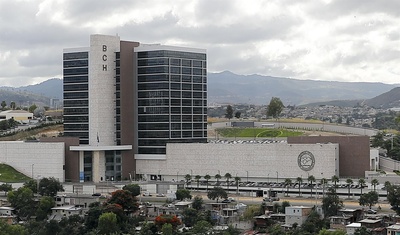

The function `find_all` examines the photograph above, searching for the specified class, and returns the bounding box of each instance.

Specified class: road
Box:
[141,192,393,214]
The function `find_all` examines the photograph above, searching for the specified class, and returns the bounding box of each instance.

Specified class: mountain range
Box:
[0,71,399,107]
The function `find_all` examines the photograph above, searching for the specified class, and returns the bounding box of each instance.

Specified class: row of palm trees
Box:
[184,173,241,192]
[182,172,380,198]
[285,175,379,198]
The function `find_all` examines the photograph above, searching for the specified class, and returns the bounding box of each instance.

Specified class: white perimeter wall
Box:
[0,141,65,182]
[136,143,339,181]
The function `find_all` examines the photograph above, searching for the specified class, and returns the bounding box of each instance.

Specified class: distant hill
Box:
[208,71,398,105]
[0,78,62,107]
[364,87,400,108]
[1,72,399,108]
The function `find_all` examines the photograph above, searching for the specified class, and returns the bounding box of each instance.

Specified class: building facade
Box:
[63,35,207,182]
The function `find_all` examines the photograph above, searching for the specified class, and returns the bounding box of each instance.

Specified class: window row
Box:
[138,115,206,122]
[63,76,88,84]
[64,84,88,91]
[63,68,88,76]
[63,116,89,123]
[137,83,206,91]
[137,50,206,60]
[63,99,88,107]
[63,60,88,68]
[64,108,89,115]
[138,75,206,83]
[63,52,88,60]
[138,91,206,99]
[137,99,206,107]
[64,92,89,99]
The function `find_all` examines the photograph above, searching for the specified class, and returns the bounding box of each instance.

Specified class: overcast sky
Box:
[1,0,400,87]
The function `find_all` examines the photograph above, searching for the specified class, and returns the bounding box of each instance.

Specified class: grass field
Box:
[216,127,303,138]
[0,164,31,183]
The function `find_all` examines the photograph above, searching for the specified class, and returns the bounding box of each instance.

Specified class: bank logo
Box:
[298,151,315,171]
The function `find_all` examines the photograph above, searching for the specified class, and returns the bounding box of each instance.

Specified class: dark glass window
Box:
[193,76,202,83]
[63,116,89,123]
[138,75,169,82]
[138,66,169,74]
[170,67,181,74]
[182,107,192,114]
[182,67,192,75]
[138,148,166,154]
[171,75,181,82]
[138,58,169,66]
[64,76,88,83]
[182,84,191,90]
[182,131,192,137]
[171,123,181,130]
[170,58,181,66]
[63,60,88,68]
[64,84,88,91]
[63,68,88,76]
[138,115,170,122]
[182,99,192,106]
[182,92,192,98]
[171,107,181,114]
[171,115,181,122]
[138,83,169,90]
[64,99,88,107]
[63,52,88,60]
[170,83,181,90]
[171,99,181,106]
[138,91,169,98]
[171,131,181,138]
[138,131,169,138]
[182,60,191,67]
[182,115,192,122]
[64,92,89,99]
[170,91,181,98]
[138,123,170,130]
[193,60,202,67]
[182,123,192,130]
[64,108,89,115]
[182,76,191,82]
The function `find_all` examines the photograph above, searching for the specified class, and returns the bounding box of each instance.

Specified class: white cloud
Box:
[0,0,399,86]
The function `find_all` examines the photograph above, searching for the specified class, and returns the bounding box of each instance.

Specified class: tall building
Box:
[63,34,207,182]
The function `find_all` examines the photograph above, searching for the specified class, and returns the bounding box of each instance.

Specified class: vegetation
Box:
[0,164,31,183]
[216,127,303,138]
[267,97,284,119]
[359,191,379,209]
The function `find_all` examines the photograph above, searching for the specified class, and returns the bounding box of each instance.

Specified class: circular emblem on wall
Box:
[298,151,315,171]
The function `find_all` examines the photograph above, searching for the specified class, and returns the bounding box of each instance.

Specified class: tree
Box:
[320,178,328,196]
[234,111,241,119]
[182,208,199,227]
[358,178,366,195]
[10,101,16,110]
[154,214,181,230]
[1,101,6,110]
[195,175,201,190]
[319,228,346,235]
[371,178,379,191]
[346,178,353,199]
[28,104,37,114]
[280,201,291,213]
[234,176,241,194]
[191,220,212,235]
[204,174,211,191]
[122,184,141,196]
[98,212,119,235]
[331,175,339,188]
[207,187,227,202]
[359,191,379,209]
[266,97,284,119]
[322,188,343,218]
[224,173,232,193]
[192,195,203,210]
[161,223,173,235]
[284,178,292,197]
[215,174,221,185]
[184,174,192,188]
[175,189,192,201]
[308,175,316,198]
[0,183,12,196]
[387,185,400,215]
[296,177,303,197]
[35,196,55,221]
[225,105,233,120]
[23,180,37,194]
[354,226,373,235]
[106,189,138,211]
[84,202,103,231]
[38,177,64,197]
[7,187,36,220]
[384,181,392,200]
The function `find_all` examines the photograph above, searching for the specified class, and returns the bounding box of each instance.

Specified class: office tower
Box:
[63,35,207,182]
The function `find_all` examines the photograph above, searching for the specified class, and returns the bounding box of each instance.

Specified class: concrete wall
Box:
[0,141,65,181]
[136,142,339,182]
[288,136,370,178]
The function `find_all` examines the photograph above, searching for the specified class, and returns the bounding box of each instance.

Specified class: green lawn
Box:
[0,164,31,183]
[216,127,303,138]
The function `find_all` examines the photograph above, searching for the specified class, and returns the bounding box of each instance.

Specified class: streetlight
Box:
[31,164,34,179]
[276,171,278,183]
[246,171,249,182]
[177,171,179,182]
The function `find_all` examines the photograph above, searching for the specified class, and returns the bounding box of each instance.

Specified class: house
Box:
[0,206,15,225]
[386,223,400,235]
[346,223,361,235]
[285,206,313,227]
[55,193,100,212]
[49,205,83,221]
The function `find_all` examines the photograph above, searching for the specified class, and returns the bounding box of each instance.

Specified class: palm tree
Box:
[215,174,222,185]
[225,173,232,193]
[331,175,339,188]
[371,179,379,191]
[234,176,241,195]
[184,174,192,189]
[358,178,366,195]
[346,178,353,199]
[384,181,391,200]
[296,177,303,197]
[195,175,201,190]
[320,178,328,196]
[204,174,211,192]
[284,178,292,197]
[308,175,316,198]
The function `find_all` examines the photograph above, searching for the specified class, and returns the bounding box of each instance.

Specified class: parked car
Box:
[142,192,152,197]
[366,209,377,214]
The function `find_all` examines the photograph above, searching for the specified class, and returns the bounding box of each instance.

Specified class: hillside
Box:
[208,71,398,105]
[364,87,400,108]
